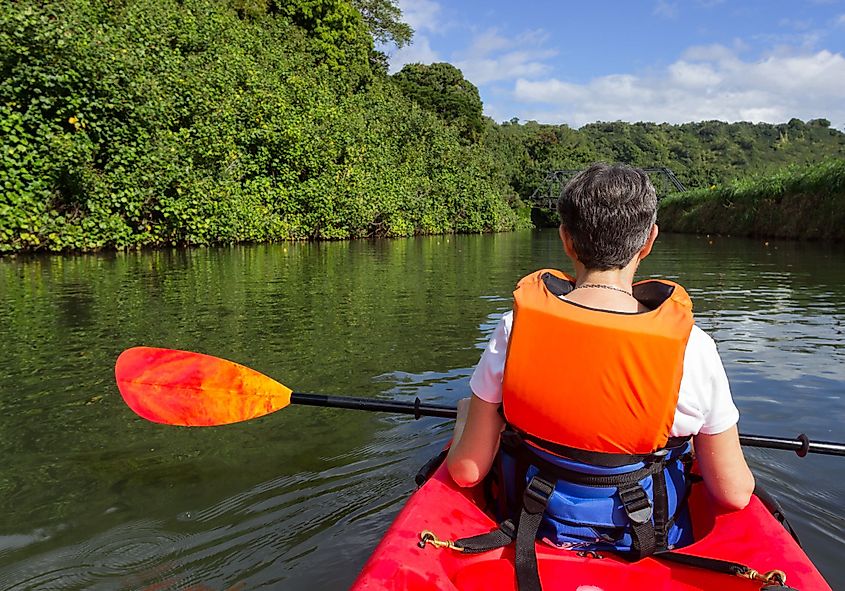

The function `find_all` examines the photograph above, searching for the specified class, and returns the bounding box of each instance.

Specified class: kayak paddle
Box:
[115,347,845,457]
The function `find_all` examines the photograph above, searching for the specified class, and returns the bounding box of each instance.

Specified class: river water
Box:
[0,230,843,590]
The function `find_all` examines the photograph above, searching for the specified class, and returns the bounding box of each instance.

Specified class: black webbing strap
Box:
[455,476,554,591]
[455,519,516,554]
[652,468,668,549]
[517,429,691,468]
[618,482,656,559]
[500,431,665,487]
[514,475,554,591]
[453,430,693,589]
[654,550,749,575]
[653,550,800,589]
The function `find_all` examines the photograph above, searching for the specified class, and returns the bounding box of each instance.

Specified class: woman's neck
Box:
[566,263,646,313]
[574,268,635,291]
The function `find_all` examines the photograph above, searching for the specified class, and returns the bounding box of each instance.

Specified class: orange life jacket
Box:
[502,269,694,455]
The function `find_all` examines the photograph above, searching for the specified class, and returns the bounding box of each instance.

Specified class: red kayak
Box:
[351,460,831,590]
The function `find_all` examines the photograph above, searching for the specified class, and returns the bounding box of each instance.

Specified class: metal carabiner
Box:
[741,568,788,587]
[418,530,465,552]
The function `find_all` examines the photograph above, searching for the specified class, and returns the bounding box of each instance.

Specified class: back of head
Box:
[557,163,657,270]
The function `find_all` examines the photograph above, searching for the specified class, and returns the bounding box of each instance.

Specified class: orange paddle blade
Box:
[115,347,292,426]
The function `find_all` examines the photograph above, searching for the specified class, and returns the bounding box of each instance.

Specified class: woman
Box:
[446,163,754,569]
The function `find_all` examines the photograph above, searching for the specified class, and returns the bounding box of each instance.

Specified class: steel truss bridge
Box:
[528,167,686,210]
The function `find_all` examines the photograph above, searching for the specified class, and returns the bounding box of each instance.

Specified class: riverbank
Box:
[658,159,845,241]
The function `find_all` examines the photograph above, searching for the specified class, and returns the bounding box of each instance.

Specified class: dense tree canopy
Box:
[392,63,485,143]
[485,118,845,201]
[0,0,520,252]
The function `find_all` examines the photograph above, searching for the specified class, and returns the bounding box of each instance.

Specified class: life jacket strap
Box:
[501,429,668,485]
[454,430,693,590]
[515,475,554,591]
[618,482,656,558]
[517,428,692,468]
[653,467,669,549]
[455,475,554,591]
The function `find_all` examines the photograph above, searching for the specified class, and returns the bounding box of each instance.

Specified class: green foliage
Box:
[351,0,413,47]
[659,159,845,241]
[0,0,522,253]
[392,63,485,143]
[808,118,831,128]
[3,0,843,253]
[277,0,371,77]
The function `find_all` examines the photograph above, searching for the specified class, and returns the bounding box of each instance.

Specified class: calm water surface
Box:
[0,230,843,590]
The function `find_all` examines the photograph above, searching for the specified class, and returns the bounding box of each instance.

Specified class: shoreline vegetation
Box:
[2,0,845,254]
[658,159,845,242]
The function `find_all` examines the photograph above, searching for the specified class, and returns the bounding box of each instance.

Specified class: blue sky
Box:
[387,0,845,128]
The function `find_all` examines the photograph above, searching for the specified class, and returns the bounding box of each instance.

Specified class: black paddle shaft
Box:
[291,393,845,457]
[291,392,458,419]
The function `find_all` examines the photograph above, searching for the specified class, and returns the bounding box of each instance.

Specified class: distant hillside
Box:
[484,118,845,199]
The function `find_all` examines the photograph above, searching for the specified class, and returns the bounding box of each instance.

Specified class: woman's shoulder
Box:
[686,324,719,355]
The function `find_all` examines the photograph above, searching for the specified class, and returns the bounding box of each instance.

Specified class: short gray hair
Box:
[557,163,657,270]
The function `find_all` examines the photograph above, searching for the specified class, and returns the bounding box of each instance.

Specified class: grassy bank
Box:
[658,159,845,242]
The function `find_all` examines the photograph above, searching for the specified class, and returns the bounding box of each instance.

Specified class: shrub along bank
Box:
[0,0,523,253]
[658,159,845,242]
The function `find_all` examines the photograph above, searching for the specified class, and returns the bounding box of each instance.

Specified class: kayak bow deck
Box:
[351,461,831,591]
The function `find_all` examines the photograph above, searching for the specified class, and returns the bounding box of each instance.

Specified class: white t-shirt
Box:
[470,310,739,437]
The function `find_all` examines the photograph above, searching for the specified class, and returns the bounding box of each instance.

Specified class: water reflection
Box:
[0,231,843,589]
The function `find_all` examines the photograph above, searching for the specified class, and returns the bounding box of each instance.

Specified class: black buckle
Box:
[523,476,554,514]
[618,483,653,524]
[647,448,670,461]
[499,429,522,451]
[499,519,516,539]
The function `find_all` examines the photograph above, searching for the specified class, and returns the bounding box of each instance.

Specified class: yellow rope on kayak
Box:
[418,530,464,552]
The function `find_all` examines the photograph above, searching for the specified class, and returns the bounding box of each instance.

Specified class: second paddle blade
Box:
[115,347,292,426]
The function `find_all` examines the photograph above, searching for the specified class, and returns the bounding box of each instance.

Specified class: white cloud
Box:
[451,28,557,85]
[511,45,845,127]
[653,0,679,19]
[388,1,450,72]
[668,61,722,88]
[389,35,440,72]
[397,0,442,33]
[836,14,845,27]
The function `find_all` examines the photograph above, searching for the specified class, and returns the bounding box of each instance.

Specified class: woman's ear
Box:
[559,225,578,261]
[638,224,659,261]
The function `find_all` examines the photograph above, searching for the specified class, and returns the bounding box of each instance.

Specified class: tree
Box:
[808,118,831,128]
[391,63,484,142]
[274,0,372,74]
[350,0,413,48]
